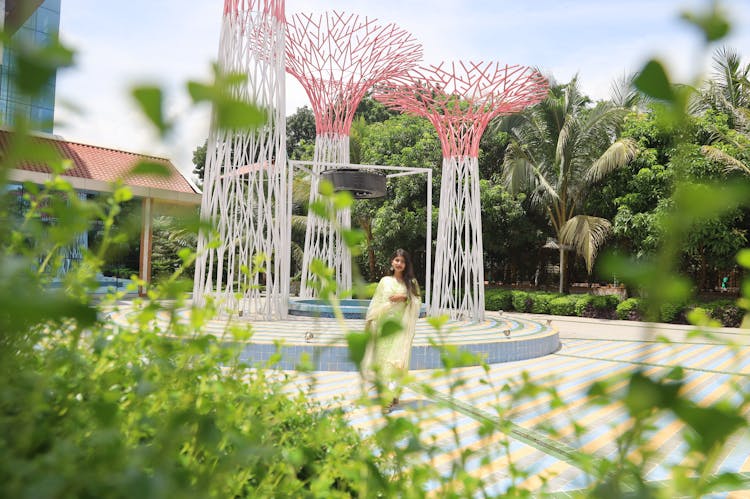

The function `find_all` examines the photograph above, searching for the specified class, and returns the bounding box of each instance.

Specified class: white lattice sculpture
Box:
[285,11,421,297]
[193,0,290,319]
[375,62,548,320]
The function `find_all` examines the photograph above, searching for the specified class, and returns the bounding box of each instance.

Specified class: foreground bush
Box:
[0,300,378,498]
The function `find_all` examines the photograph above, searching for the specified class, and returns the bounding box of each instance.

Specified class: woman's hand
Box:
[389,294,408,303]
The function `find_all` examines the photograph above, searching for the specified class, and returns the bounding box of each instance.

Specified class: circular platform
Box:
[110,302,560,371]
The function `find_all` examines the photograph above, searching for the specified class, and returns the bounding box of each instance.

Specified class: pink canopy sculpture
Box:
[374,61,548,319]
[286,11,422,297]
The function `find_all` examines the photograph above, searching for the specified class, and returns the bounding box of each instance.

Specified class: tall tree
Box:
[286,105,316,159]
[191,140,207,185]
[502,77,638,292]
[357,113,441,281]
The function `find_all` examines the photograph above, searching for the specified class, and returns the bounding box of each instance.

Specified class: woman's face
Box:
[391,255,406,273]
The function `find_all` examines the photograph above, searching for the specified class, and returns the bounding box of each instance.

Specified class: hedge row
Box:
[484,289,744,327]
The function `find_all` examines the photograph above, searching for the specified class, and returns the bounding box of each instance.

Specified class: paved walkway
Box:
[286,314,750,496]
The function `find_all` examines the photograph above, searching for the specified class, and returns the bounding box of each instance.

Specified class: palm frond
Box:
[503,140,559,208]
[586,138,639,183]
[291,214,308,236]
[530,171,561,209]
[701,144,750,175]
[291,241,304,275]
[502,141,536,193]
[610,72,650,109]
[555,115,573,172]
[560,215,612,274]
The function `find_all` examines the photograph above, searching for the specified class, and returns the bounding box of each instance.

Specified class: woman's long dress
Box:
[361,276,421,382]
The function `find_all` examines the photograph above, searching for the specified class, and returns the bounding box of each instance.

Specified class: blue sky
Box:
[55,0,750,179]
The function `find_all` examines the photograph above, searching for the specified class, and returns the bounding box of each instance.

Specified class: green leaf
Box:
[664,365,685,381]
[380,319,403,338]
[587,381,607,398]
[623,371,682,417]
[187,67,265,131]
[681,6,731,42]
[318,179,335,196]
[132,86,170,136]
[129,160,172,177]
[341,228,365,249]
[703,472,749,493]
[177,247,193,264]
[737,249,750,268]
[5,136,61,170]
[309,200,330,218]
[674,402,746,452]
[346,331,369,366]
[113,186,134,203]
[427,315,449,331]
[13,36,75,97]
[187,81,214,102]
[333,191,353,210]
[634,59,675,102]
[214,99,265,131]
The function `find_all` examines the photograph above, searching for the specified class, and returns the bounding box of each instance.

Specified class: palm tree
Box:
[502,77,638,292]
[698,47,750,175]
[700,46,750,132]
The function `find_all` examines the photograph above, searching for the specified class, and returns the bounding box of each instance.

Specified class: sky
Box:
[55,1,750,182]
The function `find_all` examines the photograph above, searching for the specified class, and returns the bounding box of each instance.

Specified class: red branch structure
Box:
[285,11,422,136]
[374,61,549,158]
[374,61,548,320]
[287,11,422,298]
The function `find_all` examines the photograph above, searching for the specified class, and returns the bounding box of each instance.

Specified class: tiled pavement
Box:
[283,314,750,496]
[111,302,750,495]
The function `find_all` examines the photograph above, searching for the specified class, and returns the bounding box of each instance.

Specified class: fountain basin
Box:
[288,298,427,319]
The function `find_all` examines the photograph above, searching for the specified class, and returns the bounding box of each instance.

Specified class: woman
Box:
[361,248,421,411]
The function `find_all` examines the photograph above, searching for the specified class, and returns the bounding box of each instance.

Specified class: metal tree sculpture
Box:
[286,11,421,297]
[193,0,291,319]
[374,62,548,320]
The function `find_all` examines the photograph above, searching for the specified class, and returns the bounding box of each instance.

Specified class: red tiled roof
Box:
[0,129,199,194]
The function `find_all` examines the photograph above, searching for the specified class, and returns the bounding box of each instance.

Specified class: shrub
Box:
[548,295,578,316]
[485,289,513,311]
[0,315,372,498]
[616,298,643,321]
[660,301,688,324]
[574,294,594,317]
[704,299,744,328]
[576,294,620,319]
[530,293,559,314]
[511,291,532,312]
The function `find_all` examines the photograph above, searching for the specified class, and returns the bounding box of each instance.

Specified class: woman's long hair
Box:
[390,248,420,299]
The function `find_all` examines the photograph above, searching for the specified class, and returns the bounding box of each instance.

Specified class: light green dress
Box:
[361,276,421,383]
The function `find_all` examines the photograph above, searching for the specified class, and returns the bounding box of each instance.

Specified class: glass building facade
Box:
[0,0,61,132]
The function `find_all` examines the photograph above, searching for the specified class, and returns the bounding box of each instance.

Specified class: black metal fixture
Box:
[320,169,387,199]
